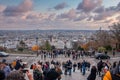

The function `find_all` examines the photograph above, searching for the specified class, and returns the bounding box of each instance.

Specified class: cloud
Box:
[3,0,33,16]
[0,5,6,12]
[116,16,120,21]
[93,2,120,21]
[54,2,68,10]
[94,6,105,13]
[0,0,119,30]
[116,2,120,11]
[57,9,76,20]
[103,19,114,23]
[74,13,89,21]
[93,11,115,20]
[77,0,102,12]
[25,12,56,21]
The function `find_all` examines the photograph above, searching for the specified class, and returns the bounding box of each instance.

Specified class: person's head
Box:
[92,63,96,68]
[36,65,42,71]
[1,61,7,69]
[103,66,108,73]
[50,64,55,69]
[5,71,25,80]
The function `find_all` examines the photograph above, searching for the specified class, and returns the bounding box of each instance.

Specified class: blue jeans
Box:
[82,67,86,75]
[68,69,72,75]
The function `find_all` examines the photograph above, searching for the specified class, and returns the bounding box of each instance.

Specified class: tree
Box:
[0,46,6,51]
[51,45,56,50]
[72,41,79,50]
[18,47,24,52]
[98,47,106,53]
[19,40,26,48]
[45,40,51,51]
[17,40,26,52]
[109,23,120,49]
[92,30,111,50]
[77,46,84,50]
[104,45,112,51]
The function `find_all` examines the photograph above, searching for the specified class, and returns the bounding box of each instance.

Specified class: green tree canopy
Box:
[45,40,51,51]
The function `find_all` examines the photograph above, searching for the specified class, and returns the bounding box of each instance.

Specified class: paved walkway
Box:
[1,53,120,80]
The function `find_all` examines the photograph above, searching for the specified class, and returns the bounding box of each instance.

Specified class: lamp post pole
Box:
[36,37,39,56]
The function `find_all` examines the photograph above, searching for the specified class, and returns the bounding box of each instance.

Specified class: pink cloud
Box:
[57,9,76,20]
[77,0,102,12]
[3,0,33,16]
[0,5,6,12]
[54,2,68,10]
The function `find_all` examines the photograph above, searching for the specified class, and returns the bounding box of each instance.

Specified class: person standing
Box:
[82,60,86,75]
[0,68,5,80]
[87,65,97,80]
[1,61,11,77]
[46,64,60,80]
[73,62,77,72]
[112,50,115,57]
[102,61,120,80]
[56,66,62,80]
[67,60,72,76]
[97,60,103,76]
[33,65,44,80]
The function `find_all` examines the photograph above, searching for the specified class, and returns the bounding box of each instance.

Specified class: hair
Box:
[5,71,25,80]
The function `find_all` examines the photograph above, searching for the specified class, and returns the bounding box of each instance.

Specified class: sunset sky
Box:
[0,0,120,30]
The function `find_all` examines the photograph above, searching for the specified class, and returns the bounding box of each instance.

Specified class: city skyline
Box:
[0,0,120,30]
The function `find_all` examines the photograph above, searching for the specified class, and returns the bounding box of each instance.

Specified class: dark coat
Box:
[0,70,5,80]
[15,60,22,70]
[46,68,60,80]
[87,66,97,80]
[33,69,43,80]
[97,61,103,71]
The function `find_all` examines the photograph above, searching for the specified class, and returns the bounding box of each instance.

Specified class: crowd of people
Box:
[0,49,119,80]
[35,50,95,60]
[0,57,120,80]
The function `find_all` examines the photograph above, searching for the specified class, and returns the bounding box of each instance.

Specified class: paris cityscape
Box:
[0,0,120,80]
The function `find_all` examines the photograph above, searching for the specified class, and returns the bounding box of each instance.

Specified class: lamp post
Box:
[36,37,39,56]
[64,40,67,50]
[36,37,38,45]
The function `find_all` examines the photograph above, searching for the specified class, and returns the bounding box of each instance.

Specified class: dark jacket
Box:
[33,69,43,80]
[87,66,97,80]
[0,70,5,80]
[46,68,60,80]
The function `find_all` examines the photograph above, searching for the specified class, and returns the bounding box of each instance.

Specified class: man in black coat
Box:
[67,60,72,76]
[97,60,103,76]
[46,64,60,80]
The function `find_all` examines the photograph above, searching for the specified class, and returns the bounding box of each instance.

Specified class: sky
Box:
[0,0,120,30]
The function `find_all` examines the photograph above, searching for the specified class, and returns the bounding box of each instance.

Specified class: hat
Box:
[104,66,108,70]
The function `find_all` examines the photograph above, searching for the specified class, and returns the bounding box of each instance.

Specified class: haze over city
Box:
[0,0,120,30]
